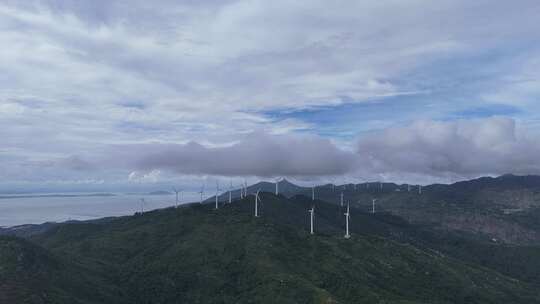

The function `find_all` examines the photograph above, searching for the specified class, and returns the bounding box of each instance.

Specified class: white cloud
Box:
[482,57,540,108]
[0,101,26,115]
[128,170,161,183]
[73,118,540,182]
[356,117,540,178]
[1,1,540,188]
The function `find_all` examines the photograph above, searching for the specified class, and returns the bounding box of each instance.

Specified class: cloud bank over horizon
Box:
[129,117,540,180]
[2,116,540,192]
[14,117,535,189]
[1,1,540,191]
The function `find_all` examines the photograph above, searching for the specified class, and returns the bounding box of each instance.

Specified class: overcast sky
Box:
[1,0,540,192]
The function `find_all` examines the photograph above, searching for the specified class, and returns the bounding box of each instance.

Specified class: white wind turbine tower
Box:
[344,202,351,239]
[340,191,344,207]
[308,205,315,235]
[199,185,205,204]
[140,198,145,213]
[228,181,233,204]
[312,185,316,201]
[419,185,422,195]
[407,184,411,192]
[372,198,377,214]
[215,181,221,209]
[172,187,180,208]
[275,177,281,195]
[253,190,261,217]
[239,183,244,199]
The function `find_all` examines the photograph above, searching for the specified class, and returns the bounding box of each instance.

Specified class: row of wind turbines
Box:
[140,179,423,238]
[168,179,422,209]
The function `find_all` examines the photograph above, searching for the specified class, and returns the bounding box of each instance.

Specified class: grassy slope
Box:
[27,194,539,304]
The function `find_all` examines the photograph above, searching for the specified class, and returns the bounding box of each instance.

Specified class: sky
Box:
[1,0,540,193]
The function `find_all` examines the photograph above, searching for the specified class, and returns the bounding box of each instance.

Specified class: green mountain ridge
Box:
[203,175,540,245]
[2,193,539,303]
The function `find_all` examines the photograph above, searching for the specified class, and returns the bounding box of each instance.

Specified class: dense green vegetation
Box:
[0,235,122,303]
[2,193,539,303]
[263,175,540,245]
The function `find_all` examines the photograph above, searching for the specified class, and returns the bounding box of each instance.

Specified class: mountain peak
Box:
[279,178,296,186]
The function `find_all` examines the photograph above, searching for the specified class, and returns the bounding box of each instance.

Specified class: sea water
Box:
[0,192,201,227]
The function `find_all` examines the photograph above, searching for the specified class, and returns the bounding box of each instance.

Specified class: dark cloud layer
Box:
[125,117,540,180]
[136,133,356,177]
[357,117,540,178]
[10,117,540,188]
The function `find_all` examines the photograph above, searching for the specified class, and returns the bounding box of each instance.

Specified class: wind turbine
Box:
[372,199,377,214]
[308,205,315,235]
[344,202,351,239]
[275,177,281,195]
[240,183,244,199]
[215,181,221,209]
[419,185,422,195]
[172,187,180,208]
[228,181,233,204]
[380,182,383,191]
[140,198,145,213]
[340,191,344,207]
[407,184,411,192]
[253,190,261,217]
[312,185,315,201]
[199,185,205,204]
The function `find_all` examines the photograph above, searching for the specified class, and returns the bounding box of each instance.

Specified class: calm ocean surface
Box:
[0,192,201,227]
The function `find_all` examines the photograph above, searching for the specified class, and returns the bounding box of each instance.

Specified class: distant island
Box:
[147,190,173,195]
[0,193,116,200]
